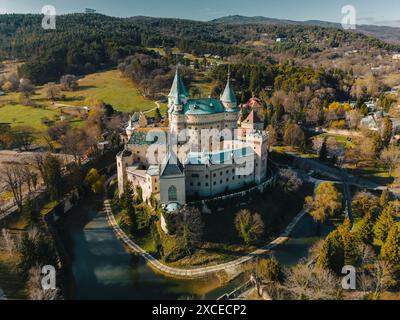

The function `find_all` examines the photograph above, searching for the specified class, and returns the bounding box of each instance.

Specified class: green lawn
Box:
[49,70,158,113]
[0,69,166,138]
[318,133,355,149]
[0,104,58,131]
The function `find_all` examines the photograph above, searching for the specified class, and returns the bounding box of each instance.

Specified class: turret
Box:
[168,66,188,113]
[126,115,135,140]
[221,71,237,110]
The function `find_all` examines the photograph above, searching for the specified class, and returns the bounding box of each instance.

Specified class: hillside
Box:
[211,15,400,44]
[0,13,399,85]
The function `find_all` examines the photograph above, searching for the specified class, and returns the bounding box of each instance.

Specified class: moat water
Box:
[58,199,326,300]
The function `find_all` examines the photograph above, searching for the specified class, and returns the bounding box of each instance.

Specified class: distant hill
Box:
[211,15,400,44]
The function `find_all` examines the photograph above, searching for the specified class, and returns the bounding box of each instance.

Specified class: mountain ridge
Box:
[210,15,400,43]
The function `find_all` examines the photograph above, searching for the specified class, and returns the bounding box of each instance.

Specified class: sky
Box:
[1,0,400,26]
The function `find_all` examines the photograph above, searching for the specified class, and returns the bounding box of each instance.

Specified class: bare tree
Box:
[1,228,16,253]
[380,146,400,177]
[0,163,26,212]
[284,263,341,300]
[278,168,303,193]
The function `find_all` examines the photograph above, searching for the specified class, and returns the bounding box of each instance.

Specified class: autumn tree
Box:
[283,123,305,148]
[346,109,362,130]
[234,209,264,245]
[256,258,283,282]
[305,182,342,231]
[44,82,61,101]
[351,192,379,218]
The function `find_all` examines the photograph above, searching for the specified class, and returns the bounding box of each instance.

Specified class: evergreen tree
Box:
[338,218,359,266]
[121,182,136,232]
[319,138,328,162]
[22,198,40,226]
[43,154,63,201]
[317,230,344,274]
[381,117,393,147]
[354,212,375,245]
[374,204,396,244]
[380,189,391,208]
[380,224,400,271]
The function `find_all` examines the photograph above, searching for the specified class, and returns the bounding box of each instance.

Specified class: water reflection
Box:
[58,201,325,300]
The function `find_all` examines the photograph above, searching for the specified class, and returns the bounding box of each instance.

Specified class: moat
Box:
[58,199,326,300]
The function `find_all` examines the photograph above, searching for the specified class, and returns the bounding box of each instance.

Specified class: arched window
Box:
[168,186,177,202]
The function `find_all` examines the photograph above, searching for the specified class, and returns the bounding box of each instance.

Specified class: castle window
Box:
[168,186,177,202]
[197,183,201,187]
[206,183,209,187]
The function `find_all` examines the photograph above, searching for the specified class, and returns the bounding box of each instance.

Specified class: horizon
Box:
[1,0,400,27]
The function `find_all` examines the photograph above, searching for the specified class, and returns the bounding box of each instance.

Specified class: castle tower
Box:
[159,151,186,205]
[168,66,188,113]
[220,71,237,111]
[126,115,135,141]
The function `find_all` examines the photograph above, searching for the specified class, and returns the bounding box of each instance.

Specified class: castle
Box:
[117,67,269,208]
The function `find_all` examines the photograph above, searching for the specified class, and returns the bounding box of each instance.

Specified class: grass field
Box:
[0,104,59,131]
[0,69,166,137]
[47,70,159,113]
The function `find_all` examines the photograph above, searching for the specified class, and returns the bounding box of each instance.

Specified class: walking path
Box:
[104,200,307,279]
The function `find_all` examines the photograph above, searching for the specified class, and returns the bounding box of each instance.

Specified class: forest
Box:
[0,13,399,84]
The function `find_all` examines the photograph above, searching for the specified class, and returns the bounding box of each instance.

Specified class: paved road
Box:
[104,200,307,279]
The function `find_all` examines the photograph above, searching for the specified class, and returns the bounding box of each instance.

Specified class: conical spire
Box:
[168,65,188,101]
[221,69,237,104]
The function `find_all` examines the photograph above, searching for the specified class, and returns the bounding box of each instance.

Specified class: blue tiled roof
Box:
[182,98,225,115]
